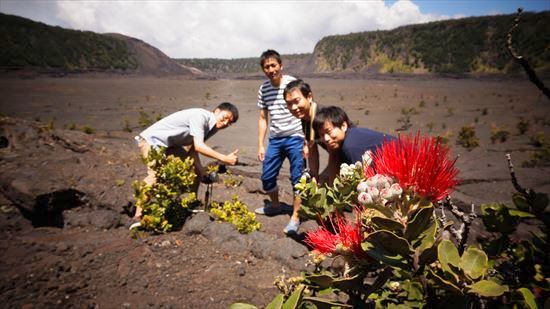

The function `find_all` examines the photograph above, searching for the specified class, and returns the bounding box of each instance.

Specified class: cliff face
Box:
[0,13,197,76]
[310,11,550,74]
[177,11,549,76]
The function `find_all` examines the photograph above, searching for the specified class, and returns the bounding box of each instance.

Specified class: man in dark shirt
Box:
[312,106,395,184]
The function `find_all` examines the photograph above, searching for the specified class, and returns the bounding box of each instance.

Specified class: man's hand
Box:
[258,145,265,162]
[224,149,239,165]
[303,143,310,159]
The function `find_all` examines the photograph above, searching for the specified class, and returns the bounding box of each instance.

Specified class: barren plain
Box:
[0,75,548,308]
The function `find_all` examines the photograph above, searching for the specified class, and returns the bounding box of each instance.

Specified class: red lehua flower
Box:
[305,212,365,258]
[365,133,460,202]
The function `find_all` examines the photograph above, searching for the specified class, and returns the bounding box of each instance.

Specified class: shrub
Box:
[122,118,132,132]
[516,117,530,135]
[396,107,418,131]
[133,147,198,232]
[210,195,261,234]
[222,169,243,187]
[426,122,435,132]
[481,108,488,116]
[530,131,545,147]
[138,111,153,129]
[490,125,511,144]
[523,133,550,167]
[82,125,95,134]
[457,126,480,150]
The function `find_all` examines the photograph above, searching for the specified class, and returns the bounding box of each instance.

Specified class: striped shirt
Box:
[257,75,303,138]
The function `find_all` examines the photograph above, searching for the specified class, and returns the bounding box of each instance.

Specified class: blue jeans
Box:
[261,136,304,193]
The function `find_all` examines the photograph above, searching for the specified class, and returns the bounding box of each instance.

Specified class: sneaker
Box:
[254,205,285,216]
[283,219,300,235]
[129,222,141,230]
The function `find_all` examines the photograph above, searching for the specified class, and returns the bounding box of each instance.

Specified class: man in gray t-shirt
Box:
[134,102,239,218]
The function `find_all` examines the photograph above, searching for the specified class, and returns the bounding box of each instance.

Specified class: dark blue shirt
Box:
[341,127,396,164]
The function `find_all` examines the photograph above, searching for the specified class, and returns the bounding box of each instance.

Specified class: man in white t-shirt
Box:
[135,102,239,218]
[255,49,305,235]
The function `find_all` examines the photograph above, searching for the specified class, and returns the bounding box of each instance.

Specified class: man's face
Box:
[262,57,282,82]
[320,120,347,151]
[285,88,312,120]
[215,110,234,129]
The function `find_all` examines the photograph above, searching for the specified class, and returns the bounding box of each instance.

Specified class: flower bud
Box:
[366,176,377,187]
[367,187,379,199]
[380,188,392,200]
[358,192,373,205]
[356,181,369,193]
[376,174,392,190]
[390,183,403,197]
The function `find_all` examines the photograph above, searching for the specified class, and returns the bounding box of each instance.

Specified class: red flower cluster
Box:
[305,213,364,258]
[365,134,460,202]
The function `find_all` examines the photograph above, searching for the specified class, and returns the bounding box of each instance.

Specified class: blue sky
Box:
[1,0,548,58]
[401,0,549,16]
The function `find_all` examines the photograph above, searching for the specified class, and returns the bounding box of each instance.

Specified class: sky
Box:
[1,0,548,59]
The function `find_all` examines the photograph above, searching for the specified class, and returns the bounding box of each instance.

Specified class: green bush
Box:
[457,126,480,150]
[210,195,261,234]
[516,117,530,135]
[133,147,198,232]
[490,125,511,143]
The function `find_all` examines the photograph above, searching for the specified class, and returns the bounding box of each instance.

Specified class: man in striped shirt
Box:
[255,49,305,235]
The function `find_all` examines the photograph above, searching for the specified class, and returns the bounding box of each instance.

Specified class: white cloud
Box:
[4,0,450,58]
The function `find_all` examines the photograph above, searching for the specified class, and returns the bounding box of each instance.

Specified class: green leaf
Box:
[283,286,304,309]
[362,230,412,269]
[372,216,405,233]
[480,203,517,234]
[265,294,284,309]
[419,244,438,266]
[427,268,463,294]
[517,288,538,309]
[305,274,334,289]
[459,247,488,280]
[413,220,437,255]
[468,280,509,297]
[229,303,258,309]
[404,206,434,243]
[400,280,424,301]
[302,296,353,308]
[513,193,531,211]
[532,192,549,213]
[508,209,535,218]
[438,240,460,279]
[332,274,364,292]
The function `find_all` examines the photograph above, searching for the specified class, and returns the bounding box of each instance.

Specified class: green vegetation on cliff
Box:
[176,53,311,74]
[314,12,549,74]
[179,12,549,75]
[0,13,138,71]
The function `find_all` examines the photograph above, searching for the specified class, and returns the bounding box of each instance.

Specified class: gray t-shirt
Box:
[139,108,217,148]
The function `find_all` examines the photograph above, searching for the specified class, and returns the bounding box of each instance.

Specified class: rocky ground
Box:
[0,75,548,308]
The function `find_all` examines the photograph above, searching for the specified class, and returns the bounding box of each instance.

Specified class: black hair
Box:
[313,106,353,133]
[284,79,312,100]
[216,102,239,123]
[260,49,282,67]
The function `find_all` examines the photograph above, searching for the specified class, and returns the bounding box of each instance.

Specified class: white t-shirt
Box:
[139,108,217,148]
[257,75,303,138]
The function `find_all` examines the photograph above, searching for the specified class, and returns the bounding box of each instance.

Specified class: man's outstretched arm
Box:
[193,137,238,165]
